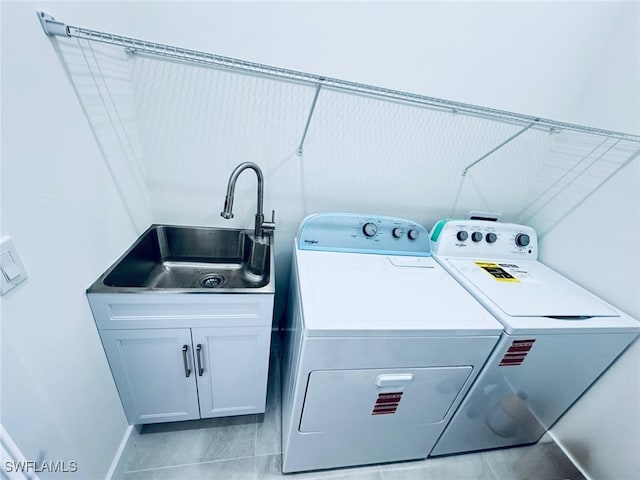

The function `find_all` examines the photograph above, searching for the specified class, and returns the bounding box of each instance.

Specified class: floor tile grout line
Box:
[480,452,501,480]
[254,453,281,459]
[124,454,258,474]
[254,407,260,462]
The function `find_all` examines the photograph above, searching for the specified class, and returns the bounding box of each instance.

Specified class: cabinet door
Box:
[100,329,200,424]
[192,326,271,418]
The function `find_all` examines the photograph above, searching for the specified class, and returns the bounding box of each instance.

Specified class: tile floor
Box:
[119,350,587,480]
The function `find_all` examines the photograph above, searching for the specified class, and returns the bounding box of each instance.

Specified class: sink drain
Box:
[199,273,225,288]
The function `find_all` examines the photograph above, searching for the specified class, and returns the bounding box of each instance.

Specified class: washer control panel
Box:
[298,213,430,256]
[430,219,537,259]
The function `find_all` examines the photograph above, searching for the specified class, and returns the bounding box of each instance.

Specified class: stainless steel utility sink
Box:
[87,225,274,294]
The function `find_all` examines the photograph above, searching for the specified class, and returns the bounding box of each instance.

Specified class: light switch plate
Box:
[0,236,27,295]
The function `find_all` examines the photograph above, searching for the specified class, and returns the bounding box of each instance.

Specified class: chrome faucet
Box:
[221,162,275,239]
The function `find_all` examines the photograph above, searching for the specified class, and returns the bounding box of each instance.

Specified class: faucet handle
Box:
[262,210,276,234]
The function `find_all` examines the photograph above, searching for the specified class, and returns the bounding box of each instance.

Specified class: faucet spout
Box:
[220,162,272,238]
[221,194,235,219]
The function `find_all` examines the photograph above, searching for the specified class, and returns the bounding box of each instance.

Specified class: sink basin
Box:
[87,225,274,293]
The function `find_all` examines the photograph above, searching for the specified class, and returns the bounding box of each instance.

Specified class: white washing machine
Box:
[429,218,640,456]
[280,213,503,473]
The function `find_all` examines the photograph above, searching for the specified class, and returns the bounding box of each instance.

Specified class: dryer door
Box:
[299,366,472,433]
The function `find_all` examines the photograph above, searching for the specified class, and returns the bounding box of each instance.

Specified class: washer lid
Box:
[445,258,618,318]
[295,249,503,336]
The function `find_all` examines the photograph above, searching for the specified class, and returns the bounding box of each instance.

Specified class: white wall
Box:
[1,2,638,479]
[113,0,639,135]
[28,1,639,135]
[1,2,150,478]
[539,155,640,480]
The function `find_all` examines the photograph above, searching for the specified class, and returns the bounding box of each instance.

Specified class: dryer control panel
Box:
[297,213,430,256]
[430,219,537,259]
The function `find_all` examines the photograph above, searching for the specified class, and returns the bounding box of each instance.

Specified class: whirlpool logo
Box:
[303,239,319,245]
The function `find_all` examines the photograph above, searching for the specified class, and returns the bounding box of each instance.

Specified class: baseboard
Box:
[546,430,592,480]
[105,425,139,480]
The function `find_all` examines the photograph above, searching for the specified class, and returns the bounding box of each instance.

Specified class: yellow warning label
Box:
[475,261,520,283]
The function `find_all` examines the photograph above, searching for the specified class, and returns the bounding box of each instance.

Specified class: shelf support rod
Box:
[297,82,323,157]
[462,120,538,176]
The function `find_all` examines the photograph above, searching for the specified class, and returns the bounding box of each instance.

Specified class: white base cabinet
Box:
[101,328,201,424]
[194,326,271,418]
[88,293,273,425]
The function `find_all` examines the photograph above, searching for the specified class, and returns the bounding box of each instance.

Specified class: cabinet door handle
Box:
[196,344,204,376]
[182,345,191,378]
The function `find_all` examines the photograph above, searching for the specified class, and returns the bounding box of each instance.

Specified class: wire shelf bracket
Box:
[36,11,640,143]
[450,121,538,217]
[297,82,323,157]
[462,121,538,177]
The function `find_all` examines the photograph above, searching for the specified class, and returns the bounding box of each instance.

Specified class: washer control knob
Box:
[362,222,378,237]
[457,230,469,241]
[471,231,483,242]
[407,229,420,241]
[486,233,497,244]
[515,233,530,247]
[392,227,404,239]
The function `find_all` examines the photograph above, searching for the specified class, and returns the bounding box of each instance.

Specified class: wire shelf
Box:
[38,11,640,143]
[38,10,640,239]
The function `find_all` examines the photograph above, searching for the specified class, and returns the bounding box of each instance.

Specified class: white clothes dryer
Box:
[280,213,503,473]
[429,219,640,456]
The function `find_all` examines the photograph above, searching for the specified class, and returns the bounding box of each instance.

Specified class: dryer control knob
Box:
[486,233,497,243]
[407,229,420,240]
[471,232,483,242]
[362,222,378,237]
[515,233,530,247]
[392,227,404,239]
[457,231,469,241]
